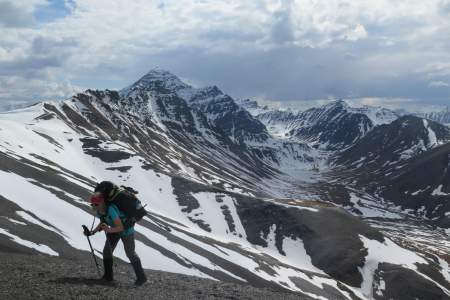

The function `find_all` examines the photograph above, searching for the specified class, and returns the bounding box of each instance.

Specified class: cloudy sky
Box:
[1,0,449,112]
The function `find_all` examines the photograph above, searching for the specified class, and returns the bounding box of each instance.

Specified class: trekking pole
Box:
[82,225,102,277]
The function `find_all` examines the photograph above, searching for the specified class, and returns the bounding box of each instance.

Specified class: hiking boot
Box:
[131,258,147,286]
[102,259,114,282]
[134,276,147,286]
[102,274,114,282]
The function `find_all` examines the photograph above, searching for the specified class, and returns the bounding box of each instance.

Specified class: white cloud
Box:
[344,24,368,41]
[0,75,82,103]
[347,97,415,108]
[41,0,448,58]
[428,81,449,87]
[421,63,450,77]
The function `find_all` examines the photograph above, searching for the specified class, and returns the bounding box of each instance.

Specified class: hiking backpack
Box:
[95,181,147,228]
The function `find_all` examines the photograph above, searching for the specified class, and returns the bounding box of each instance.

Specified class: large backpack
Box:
[95,181,147,228]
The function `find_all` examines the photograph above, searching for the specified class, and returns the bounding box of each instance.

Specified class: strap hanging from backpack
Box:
[90,215,96,232]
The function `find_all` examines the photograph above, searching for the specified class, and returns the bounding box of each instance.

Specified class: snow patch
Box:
[3,217,26,226]
[0,228,59,256]
[358,235,427,298]
[16,211,66,237]
[423,119,438,147]
[431,185,449,196]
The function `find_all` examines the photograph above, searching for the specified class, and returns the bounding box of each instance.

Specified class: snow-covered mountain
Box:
[350,105,399,126]
[423,109,450,126]
[236,98,271,117]
[287,100,374,150]
[121,69,270,144]
[1,69,450,299]
[334,116,450,168]
[395,107,450,127]
[119,69,316,177]
[250,100,399,151]
[256,110,300,139]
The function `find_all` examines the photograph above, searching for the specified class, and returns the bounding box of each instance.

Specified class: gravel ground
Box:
[0,252,309,299]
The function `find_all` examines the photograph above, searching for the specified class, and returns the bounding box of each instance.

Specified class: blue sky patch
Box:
[34,0,73,24]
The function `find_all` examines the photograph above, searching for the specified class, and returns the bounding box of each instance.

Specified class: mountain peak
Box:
[121,68,191,95]
[324,99,349,110]
[141,68,181,80]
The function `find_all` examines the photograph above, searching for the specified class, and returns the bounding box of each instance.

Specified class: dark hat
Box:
[94,181,116,199]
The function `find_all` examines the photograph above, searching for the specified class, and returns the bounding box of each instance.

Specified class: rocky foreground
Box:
[0,252,309,300]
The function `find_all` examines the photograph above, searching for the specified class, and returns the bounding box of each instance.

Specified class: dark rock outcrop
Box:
[373,263,449,300]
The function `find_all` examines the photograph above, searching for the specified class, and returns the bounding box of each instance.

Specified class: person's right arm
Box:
[89,222,107,235]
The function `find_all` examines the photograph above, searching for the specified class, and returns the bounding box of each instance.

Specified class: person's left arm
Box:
[100,217,124,233]
[101,206,124,233]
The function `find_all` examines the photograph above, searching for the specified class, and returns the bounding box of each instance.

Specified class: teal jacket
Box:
[98,204,134,236]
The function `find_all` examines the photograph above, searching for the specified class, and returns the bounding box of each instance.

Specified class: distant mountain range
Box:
[239,97,450,223]
[240,99,399,147]
[420,109,450,126]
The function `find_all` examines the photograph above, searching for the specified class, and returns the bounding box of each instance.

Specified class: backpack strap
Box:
[100,215,107,224]
[108,187,123,202]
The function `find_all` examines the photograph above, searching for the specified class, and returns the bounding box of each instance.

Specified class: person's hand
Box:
[99,223,109,232]
[83,229,93,236]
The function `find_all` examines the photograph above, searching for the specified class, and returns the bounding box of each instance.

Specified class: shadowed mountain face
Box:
[379,142,450,222]
[0,69,449,299]
[333,116,450,220]
[187,87,270,144]
[291,101,374,150]
[335,116,450,168]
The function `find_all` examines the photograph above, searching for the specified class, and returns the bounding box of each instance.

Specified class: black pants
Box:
[103,233,140,265]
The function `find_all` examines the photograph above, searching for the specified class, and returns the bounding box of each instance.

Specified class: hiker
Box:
[84,182,147,286]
